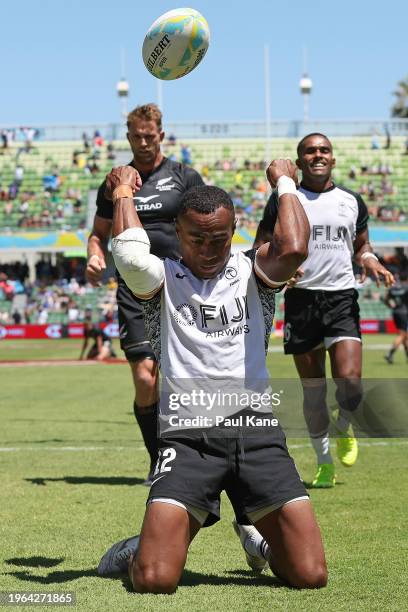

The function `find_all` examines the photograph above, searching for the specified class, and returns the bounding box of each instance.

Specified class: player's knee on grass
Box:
[130,556,180,594]
[283,558,328,589]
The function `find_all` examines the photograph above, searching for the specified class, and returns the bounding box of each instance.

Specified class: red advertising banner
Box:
[0,323,119,340]
[0,321,395,340]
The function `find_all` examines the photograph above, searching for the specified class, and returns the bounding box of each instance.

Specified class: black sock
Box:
[388,347,396,357]
[133,401,158,468]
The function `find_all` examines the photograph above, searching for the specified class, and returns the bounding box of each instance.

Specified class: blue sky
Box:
[1,0,407,126]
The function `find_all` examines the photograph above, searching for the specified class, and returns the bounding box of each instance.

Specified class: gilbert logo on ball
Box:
[142,8,210,80]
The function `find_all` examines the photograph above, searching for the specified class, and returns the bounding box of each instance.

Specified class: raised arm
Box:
[254,159,309,286]
[106,166,165,299]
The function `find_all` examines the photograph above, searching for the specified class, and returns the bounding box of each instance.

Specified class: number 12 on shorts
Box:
[153,447,177,477]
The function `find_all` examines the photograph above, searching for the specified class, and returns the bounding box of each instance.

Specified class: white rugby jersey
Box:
[143,249,276,379]
[259,184,369,291]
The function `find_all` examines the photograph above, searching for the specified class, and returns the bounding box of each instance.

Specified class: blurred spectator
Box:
[82,132,91,153]
[42,172,60,192]
[371,133,380,149]
[167,133,177,146]
[384,126,391,149]
[348,166,357,180]
[93,130,104,148]
[20,126,38,151]
[0,273,14,300]
[107,142,116,161]
[15,164,24,187]
[12,310,22,324]
[181,144,192,165]
[1,130,11,150]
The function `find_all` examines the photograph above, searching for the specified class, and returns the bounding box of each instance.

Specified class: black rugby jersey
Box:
[387,285,408,314]
[96,157,203,259]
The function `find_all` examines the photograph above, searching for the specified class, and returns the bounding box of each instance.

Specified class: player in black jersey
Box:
[79,317,116,361]
[86,104,203,482]
[254,133,394,488]
[384,275,408,364]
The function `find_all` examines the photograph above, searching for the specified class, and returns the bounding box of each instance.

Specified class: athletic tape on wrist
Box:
[277,176,297,198]
[113,185,133,200]
[361,252,378,262]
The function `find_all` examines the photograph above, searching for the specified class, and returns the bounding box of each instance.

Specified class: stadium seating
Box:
[1,136,407,231]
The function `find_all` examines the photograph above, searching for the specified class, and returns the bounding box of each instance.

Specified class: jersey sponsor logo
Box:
[172,295,250,332]
[206,324,249,339]
[200,296,249,328]
[173,303,198,326]
[134,194,163,211]
[135,195,159,204]
[224,266,237,280]
[312,225,348,242]
[175,273,186,279]
[338,201,348,216]
[156,176,175,191]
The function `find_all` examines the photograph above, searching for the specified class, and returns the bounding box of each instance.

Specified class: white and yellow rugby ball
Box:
[142,8,210,80]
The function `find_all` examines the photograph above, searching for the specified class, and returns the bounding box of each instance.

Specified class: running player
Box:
[384,273,408,363]
[97,162,328,593]
[79,317,116,361]
[254,133,394,488]
[86,104,203,483]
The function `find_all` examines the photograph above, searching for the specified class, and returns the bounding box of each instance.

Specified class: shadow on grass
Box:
[12,418,131,426]
[25,476,145,486]
[117,569,283,593]
[6,569,97,584]
[303,480,345,490]
[6,556,64,568]
[8,566,283,590]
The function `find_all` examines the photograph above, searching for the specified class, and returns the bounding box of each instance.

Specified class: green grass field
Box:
[1,336,407,611]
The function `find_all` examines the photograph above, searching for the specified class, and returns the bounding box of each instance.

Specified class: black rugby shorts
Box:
[283,288,361,354]
[116,280,156,362]
[148,423,307,527]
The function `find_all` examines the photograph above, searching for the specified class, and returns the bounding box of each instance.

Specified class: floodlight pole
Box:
[116,47,129,120]
[299,47,312,124]
[264,44,272,163]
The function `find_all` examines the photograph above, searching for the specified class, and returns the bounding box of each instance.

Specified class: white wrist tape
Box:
[112,227,165,298]
[361,252,378,262]
[277,176,297,198]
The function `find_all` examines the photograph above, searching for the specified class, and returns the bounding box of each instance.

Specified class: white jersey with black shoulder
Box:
[258,184,369,291]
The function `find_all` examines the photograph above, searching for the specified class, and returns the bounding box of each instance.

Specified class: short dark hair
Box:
[297,132,332,157]
[127,104,162,131]
[178,185,235,217]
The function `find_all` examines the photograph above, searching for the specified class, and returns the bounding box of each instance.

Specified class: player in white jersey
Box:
[97,163,328,593]
[254,133,394,488]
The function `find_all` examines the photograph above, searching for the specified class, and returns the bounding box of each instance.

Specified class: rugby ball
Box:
[142,8,210,80]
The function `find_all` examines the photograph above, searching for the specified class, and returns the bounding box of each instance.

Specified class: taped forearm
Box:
[112,228,165,298]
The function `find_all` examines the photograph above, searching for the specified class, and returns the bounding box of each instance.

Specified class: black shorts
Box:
[284,288,361,355]
[393,310,408,331]
[148,424,307,527]
[117,280,156,362]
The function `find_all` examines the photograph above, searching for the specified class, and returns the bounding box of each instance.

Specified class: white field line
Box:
[268,343,390,353]
[0,440,407,452]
